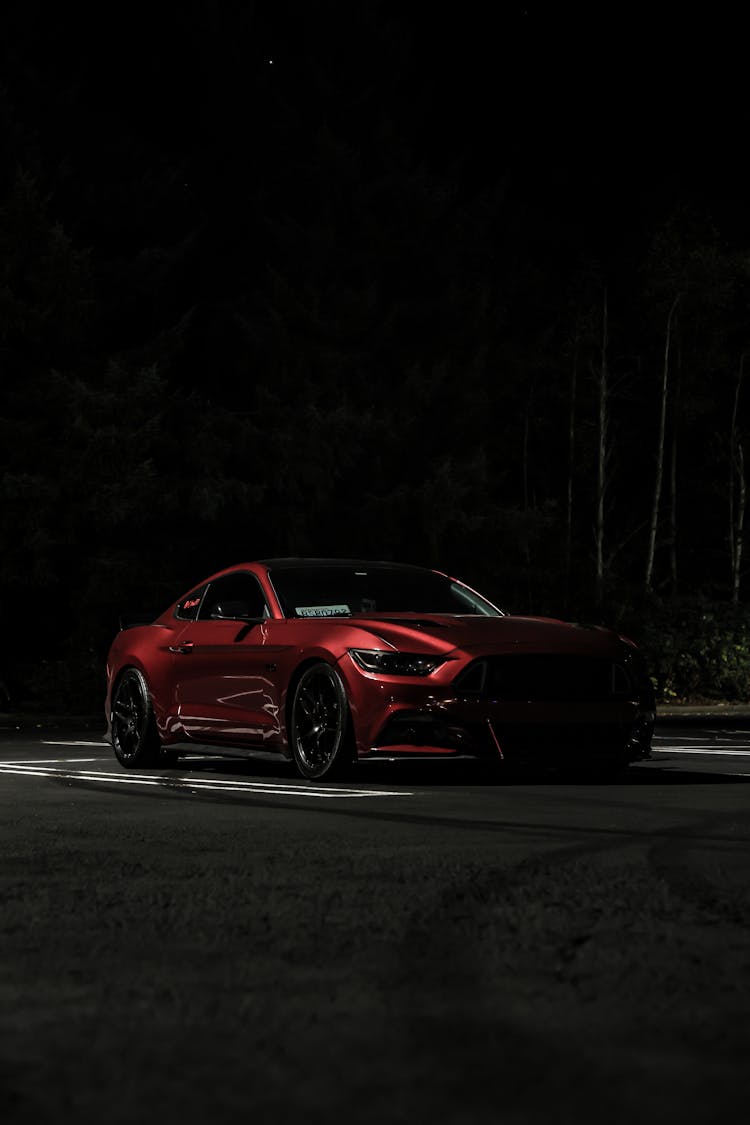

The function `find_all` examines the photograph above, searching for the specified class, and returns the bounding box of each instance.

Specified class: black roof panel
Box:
[259,557,430,571]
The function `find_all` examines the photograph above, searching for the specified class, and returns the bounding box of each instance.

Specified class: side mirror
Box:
[210,600,254,620]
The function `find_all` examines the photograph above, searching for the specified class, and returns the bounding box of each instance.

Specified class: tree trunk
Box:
[645,295,680,593]
[730,355,746,603]
[734,443,745,605]
[595,293,608,610]
[523,388,531,515]
[669,341,682,595]
[564,323,580,607]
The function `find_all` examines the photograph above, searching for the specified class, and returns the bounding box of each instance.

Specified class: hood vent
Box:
[357,617,450,630]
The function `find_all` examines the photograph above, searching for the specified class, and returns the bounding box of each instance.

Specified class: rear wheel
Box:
[111,668,162,768]
[289,663,353,780]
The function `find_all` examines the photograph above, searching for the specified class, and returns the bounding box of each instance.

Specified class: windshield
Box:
[268,565,502,618]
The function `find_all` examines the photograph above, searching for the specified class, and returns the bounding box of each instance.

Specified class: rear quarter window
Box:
[174,587,206,621]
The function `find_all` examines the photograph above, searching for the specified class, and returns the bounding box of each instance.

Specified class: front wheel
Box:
[111,668,162,768]
[289,663,354,780]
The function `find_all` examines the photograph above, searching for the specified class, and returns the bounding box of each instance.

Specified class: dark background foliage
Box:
[2,2,750,709]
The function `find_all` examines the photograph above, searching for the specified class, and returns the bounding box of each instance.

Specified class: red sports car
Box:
[105,558,655,779]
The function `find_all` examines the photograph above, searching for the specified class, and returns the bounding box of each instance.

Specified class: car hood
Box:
[341,614,628,658]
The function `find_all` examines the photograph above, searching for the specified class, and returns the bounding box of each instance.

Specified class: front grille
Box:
[453,655,633,702]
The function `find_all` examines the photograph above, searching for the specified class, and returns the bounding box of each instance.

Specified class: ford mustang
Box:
[105,558,655,779]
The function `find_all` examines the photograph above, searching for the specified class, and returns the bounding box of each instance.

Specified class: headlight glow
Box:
[349,649,446,676]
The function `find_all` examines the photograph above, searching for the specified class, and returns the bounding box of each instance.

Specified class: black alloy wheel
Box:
[289,662,353,780]
[111,668,162,768]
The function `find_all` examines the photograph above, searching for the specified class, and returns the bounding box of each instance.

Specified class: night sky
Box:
[8,4,749,245]
[3,1,750,704]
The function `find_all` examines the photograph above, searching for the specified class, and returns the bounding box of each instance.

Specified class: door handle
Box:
[168,641,194,654]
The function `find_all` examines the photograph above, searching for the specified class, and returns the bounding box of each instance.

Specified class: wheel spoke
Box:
[113,678,145,758]
[298,692,315,718]
[110,670,161,768]
[293,667,347,773]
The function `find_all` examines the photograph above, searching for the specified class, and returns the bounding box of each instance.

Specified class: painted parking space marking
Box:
[653,730,750,757]
[3,757,100,765]
[653,733,750,743]
[653,734,750,744]
[41,739,110,747]
[0,760,411,799]
[652,746,750,757]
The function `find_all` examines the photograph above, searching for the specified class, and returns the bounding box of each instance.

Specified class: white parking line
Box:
[41,740,109,747]
[3,757,100,764]
[652,746,750,757]
[652,734,748,744]
[0,761,410,799]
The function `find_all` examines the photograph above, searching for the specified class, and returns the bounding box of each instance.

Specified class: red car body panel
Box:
[105,559,654,769]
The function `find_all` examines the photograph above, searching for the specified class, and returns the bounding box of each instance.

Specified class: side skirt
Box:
[165,740,292,764]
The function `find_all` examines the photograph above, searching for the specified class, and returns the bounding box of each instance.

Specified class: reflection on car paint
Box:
[105,558,655,779]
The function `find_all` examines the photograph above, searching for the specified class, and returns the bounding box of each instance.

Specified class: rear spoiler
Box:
[118,612,158,631]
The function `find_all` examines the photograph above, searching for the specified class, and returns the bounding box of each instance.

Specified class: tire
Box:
[289,662,354,780]
[111,668,162,768]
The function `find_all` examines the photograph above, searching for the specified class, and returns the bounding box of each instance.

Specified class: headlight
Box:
[349,649,446,676]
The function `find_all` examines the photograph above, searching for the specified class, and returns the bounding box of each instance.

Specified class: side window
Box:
[175,586,207,621]
[198,573,269,621]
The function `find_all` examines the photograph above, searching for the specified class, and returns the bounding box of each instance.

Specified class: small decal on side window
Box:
[295,604,351,617]
[183,597,201,610]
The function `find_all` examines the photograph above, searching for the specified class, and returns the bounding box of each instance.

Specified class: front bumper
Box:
[364,697,643,765]
[338,650,651,767]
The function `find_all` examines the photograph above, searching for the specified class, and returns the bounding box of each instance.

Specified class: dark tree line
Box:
[2,3,750,707]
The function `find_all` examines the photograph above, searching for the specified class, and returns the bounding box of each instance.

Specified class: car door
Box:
[169,572,282,746]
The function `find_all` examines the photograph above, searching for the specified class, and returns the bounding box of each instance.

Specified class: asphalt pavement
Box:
[2,719,750,1123]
